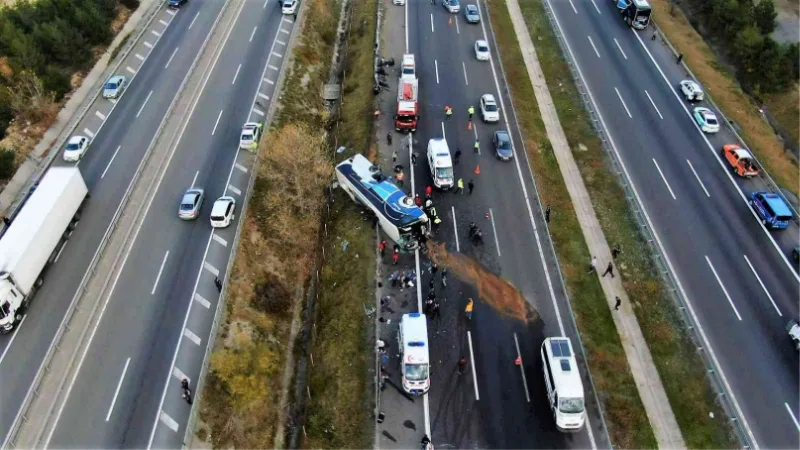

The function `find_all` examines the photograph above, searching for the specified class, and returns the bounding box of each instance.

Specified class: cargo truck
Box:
[0,167,89,333]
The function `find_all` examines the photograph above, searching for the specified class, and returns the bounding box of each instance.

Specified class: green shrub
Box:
[0,147,17,181]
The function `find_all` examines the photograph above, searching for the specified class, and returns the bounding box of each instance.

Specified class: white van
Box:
[398,313,430,395]
[426,138,454,190]
[400,54,415,80]
[541,337,586,432]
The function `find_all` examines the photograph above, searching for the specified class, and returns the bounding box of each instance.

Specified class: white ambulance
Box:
[426,138,454,190]
[541,337,586,431]
[398,313,430,395]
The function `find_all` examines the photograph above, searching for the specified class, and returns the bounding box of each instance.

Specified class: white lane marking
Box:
[159,19,169,26]
[105,357,131,421]
[165,47,179,68]
[83,128,95,138]
[513,333,530,403]
[404,0,409,52]
[263,0,268,8]
[190,170,199,188]
[126,66,136,74]
[644,90,663,119]
[430,13,434,33]
[488,208,501,256]
[235,162,248,173]
[108,98,117,105]
[280,28,289,34]
[686,160,710,198]
[54,239,69,262]
[203,261,219,277]
[151,30,161,37]
[705,255,743,321]
[189,11,200,29]
[613,38,627,60]
[212,233,228,247]
[276,39,286,46]
[228,184,242,195]
[249,26,258,43]
[587,35,600,58]
[462,61,469,85]
[252,108,265,116]
[232,63,242,84]
[435,60,440,84]
[194,293,211,309]
[95,111,106,120]
[264,77,275,84]
[144,41,154,48]
[183,328,202,346]
[590,0,601,14]
[212,109,224,135]
[272,51,283,58]
[282,17,292,24]
[101,145,122,179]
[258,92,269,101]
[455,15,460,34]
[166,8,176,15]
[135,53,145,61]
[652,158,676,200]
[172,367,189,383]
[136,90,154,118]
[268,64,279,71]
[0,315,26,366]
[568,0,578,14]
[440,121,446,140]
[451,206,460,252]
[159,412,179,432]
[743,254,781,316]
[785,403,800,431]
[614,87,632,118]
[151,251,170,295]
[467,331,480,401]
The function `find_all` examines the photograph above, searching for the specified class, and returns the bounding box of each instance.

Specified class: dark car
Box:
[792,246,800,264]
[493,130,513,160]
[168,0,187,8]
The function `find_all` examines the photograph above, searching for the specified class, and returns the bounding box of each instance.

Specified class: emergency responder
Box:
[473,139,480,154]
[467,105,475,120]
[444,105,453,119]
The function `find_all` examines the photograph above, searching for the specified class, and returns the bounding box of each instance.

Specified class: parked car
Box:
[240,122,263,150]
[474,39,490,61]
[62,136,89,162]
[692,107,719,133]
[679,79,704,102]
[749,191,793,230]
[442,0,460,13]
[282,0,299,14]
[103,75,128,99]
[210,196,236,228]
[464,4,480,23]
[178,188,205,220]
[493,130,513,161]
[480,94,499,123]
[721,144,759,178]
[168,0,187,8]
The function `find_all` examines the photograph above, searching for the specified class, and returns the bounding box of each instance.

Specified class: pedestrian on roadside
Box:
[214,277,222,292]
[545,205,551,223]
[429,277,435,289]
[392,149,398,164]
[378,239,387,258]
[602,262,614,278]
[611,245,622,259]
[425,185,433,199]
[428,289,436,301]
[457,357,467,375]
[587,256,597,274]
[441,268,448,287]
[431,301,440,320]
[415,194,422,206]
[387,132,393,145]
[389,271,400,288]
[425,298,434,315]
[651,31,657,41]
[456,178,464,194]
[392,245,400,265]
[395,170,405,186]
[431,261,438,275]
[454,148,462,164]
[614,296,622,311]
[676,53,683,64]
[465,298,474,320]
[1,217,8,226]
[411,152,418,165]
[467,179,475,195]
[468,105,475,120]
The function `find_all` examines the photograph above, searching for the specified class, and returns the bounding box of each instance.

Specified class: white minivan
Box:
[400,53,415,80]
[398,313,430,395]
[541,337,586,432]
[426,138,454,190]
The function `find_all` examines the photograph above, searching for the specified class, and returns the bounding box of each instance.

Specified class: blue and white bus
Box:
[615,0,652,29]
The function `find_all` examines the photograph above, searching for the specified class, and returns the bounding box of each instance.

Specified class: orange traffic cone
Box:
[467,120,473,131]
[515,356,522,366]
[474,165,480,175]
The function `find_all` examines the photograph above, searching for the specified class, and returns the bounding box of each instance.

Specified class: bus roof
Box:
[543,337,584,398]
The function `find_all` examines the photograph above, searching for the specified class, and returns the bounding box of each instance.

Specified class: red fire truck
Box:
[395,78,419,132]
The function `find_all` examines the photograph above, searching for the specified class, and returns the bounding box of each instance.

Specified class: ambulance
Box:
[398,313,430,395]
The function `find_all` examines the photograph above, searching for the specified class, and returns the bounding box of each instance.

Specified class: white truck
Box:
[0,167,89,333]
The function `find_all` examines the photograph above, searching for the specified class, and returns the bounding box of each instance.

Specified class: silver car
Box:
[103,75,127,99]
[178,188,205,220]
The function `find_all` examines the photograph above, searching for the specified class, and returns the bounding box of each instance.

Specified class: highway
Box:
[396,0,609,447]
[544,0,800,447]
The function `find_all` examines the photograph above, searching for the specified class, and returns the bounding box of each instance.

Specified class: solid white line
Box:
[263,0,268,8]
[203,261,219,277]
[105,357,131,421]
[590,0,601,14]
[95,111,106,120]
[83,128,95,138]
[455,15,460,34]
[785,403,800,431]
[587,35,600,58]
[159,19,169,26]
[165,47,179,69]
[467,331,480,401]
[568,0,578,14]
[212,109,224,135]
[613,38,627,60]
[54,240,68,263]
[136,90,154,118]
[686,160,710,197]
[189,11,200,29]
[268,64,279,71]
[183,328,202,346]
[434,59,440,84]
[451,206,460,252]
[644,90,663,119]
[430,13,434,33]
[743,254,781,316]
[0,315,26,366]
[249,26,258,42]
[235,163,248,172]
[151,30,161,37]
[126,66,136,74]
[252,108,265,116]
[190,170,199,188]
[264,77,275,84]
[143,41,153,49]
[404,0,409,52]
[232,63,242,84]
[194,293,211,309]
[614,87,632,118]
[272,51,283,58]
[228,184,242,195]
[151,251,169,295]
[212,233,228,247]
[513,333,530,403]
[652,159,676,200]
[135,53,145,61]
[705,255,743,321]
[440,121,446,140]
[159,412,179,432]
[258,92,269,101]
[488,208,501,256]
[462,61,469,85]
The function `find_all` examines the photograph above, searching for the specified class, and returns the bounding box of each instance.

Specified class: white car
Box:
[692,107,720,134]
[442,0,460,13]
[103,75,127,99]
[392,0,405,4]
[480,94,499,123]
[240,122,263,150]
[679,79,704,102]
[281,0,298,14]
[62,136,89,162]
[474,39,490,61]
[210,196,236,228]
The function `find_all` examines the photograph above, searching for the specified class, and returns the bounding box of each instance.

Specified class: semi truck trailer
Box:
[0,167,89,333]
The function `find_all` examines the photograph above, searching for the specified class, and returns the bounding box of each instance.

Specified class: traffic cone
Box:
[467,120,473,131]
[515,356,522,366]
[474,165,480,175]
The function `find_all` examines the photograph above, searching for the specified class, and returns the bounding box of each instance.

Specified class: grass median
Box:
[488,0,736,448]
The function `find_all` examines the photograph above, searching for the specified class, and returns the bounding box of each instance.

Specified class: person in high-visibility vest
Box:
[444,105,453,119]
[465,298,474,320]
[432,215,442,234]
[473,139,480,154]
[467,105,475,120]
[456,178,464,194]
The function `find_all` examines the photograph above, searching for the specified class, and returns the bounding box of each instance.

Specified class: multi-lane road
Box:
[544,0,799,447]
[0,0,295,447]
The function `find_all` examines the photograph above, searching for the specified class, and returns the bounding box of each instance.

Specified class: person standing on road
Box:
[454,148,462,164]
[425,185,433,199]
[387,132,393,145]
[587,256,597,274]
[441,268,448,287]
[432,215,442,234]
[456,178,464,194]
[468,105,475,120]
[465,298,474,320]
[676,53,683,64]
[395,169,404,186]
[467,179,475,195]
[378,240,387,258]
[431,301,440,320]
[457,357,467,375]
[411,152,418,165]
[214,277,222,292]
[473,139,480,154]
[444,105,453,119]
[392,149,398,164]
[602,262,614,278]
[614,296,622,310]
[393,245,400,265]
[415,194,422,207]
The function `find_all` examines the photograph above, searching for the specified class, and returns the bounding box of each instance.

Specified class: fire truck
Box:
[395,77,419,132]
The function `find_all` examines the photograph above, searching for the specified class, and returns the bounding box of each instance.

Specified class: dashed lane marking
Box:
[183,328,201,346]
[282,17,292,24]
[144,41,154,49]
[228,184,242,195]
[272,51,283,58]
[83,128,95,138]
[159,19,169,26]
[108,98,117,105]
[212,234,228,247]
[159,412,179,432]
[252,108,265,116]
[151,30,161,37]
[95,111,106,120]
[135,53,145,61]
[280,28,289,34]
[275,39,286,45]
[257,92,269,101]
[165,8,176,15]
[194,293,211,309]
[235,163,248,173]
[172,367,189,383]
[268,64,279,71]
[126,66,136,74]
[203,261,219,277]
[264,78,274,84]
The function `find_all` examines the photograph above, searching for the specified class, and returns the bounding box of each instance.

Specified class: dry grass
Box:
[648,0,798,197]
[764,83,799,149]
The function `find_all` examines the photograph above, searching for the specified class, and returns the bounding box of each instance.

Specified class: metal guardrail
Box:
[538,1,752,448]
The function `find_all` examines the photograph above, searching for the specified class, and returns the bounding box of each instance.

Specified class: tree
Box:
[784,42,800,81]
[753,0,778,36]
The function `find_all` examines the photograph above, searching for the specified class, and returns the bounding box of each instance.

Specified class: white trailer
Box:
[0,167,88,333]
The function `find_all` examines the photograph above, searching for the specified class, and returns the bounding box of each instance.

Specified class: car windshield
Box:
[241,133,253,141]
[449,0,459,5]
[706,116,718,125]
[66,142,80,150]
[467,6,476,13]
[559,397,585,414]
[478,43,488,52]
[404,363,429,381]
[496,134,510,148]
[485,103,497,112]
[436,167,454,180]
[105,81,118,90]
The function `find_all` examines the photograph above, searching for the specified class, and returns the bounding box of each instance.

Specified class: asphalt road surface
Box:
[545,0,800,447]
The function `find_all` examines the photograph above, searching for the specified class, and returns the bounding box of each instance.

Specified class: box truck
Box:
[0,167,89,333]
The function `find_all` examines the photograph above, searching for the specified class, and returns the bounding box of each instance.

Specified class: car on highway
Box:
[62,135,89,162]
[392,0,404,4]
[721,144,759,178]
[474,39,490,61]
[464,4,480,23]
[442,0,460,13]
[493,130,513,161]
[240,122,263,150]
[480,94,499,123]
[178,188,205,220]
[281,0,298,14]
[749,191,793,230]
[168,0,187,8]
[692,107,719,133]
[679,79,704,102]
[793,245,800,263]
[102,75,127,99]
[787,320,800,350]
[210,196,236,228]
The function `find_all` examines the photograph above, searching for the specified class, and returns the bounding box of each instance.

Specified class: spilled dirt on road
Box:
[426,241,538,323]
